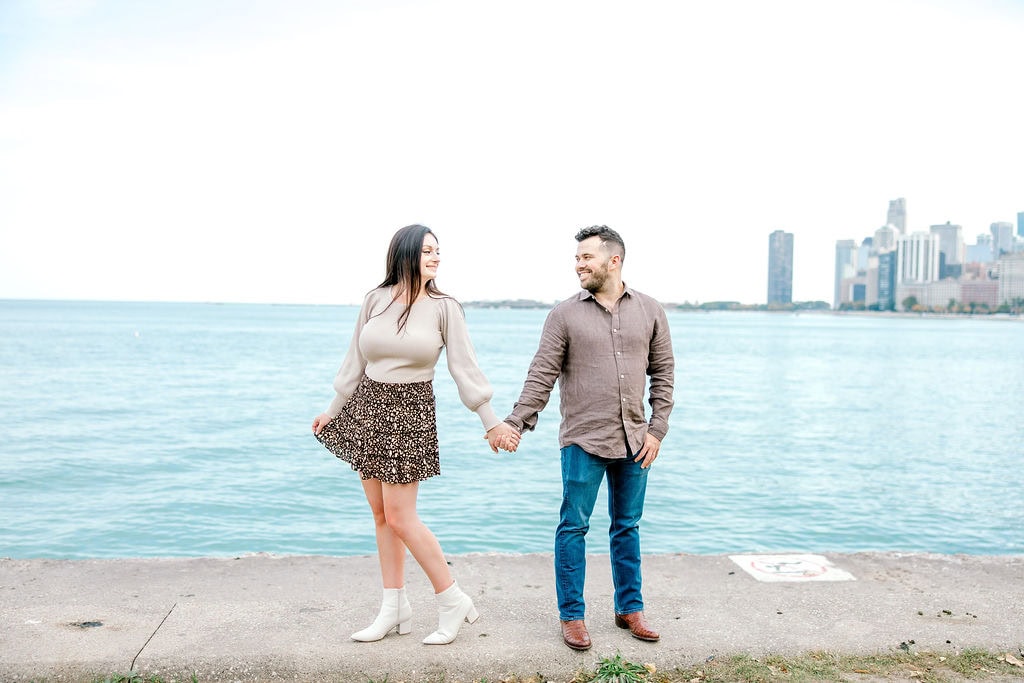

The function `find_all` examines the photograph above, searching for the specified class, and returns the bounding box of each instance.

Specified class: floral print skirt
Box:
[315,375,440,484]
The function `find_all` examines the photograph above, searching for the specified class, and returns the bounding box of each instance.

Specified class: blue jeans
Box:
[555,443,649,621]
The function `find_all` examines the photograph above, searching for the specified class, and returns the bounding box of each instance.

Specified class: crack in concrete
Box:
[129,602,176,672]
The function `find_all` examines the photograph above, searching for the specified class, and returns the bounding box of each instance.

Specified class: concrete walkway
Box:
[1,552,1022,682]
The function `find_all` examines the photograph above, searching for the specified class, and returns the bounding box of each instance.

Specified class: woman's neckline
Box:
[389,285,430,306]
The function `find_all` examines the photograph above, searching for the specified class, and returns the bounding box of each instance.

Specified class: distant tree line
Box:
[466,297,1024,315]
[836,297,1024,315]
[466,299,834,312]
[667,301,831,312]
[464,299,555,309]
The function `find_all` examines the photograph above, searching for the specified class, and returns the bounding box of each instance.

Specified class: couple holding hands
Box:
[312,223,675,651]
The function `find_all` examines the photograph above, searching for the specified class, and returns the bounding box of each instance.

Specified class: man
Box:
[488,225,675,651]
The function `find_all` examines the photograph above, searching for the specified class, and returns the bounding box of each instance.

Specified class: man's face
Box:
[575,236,611,293]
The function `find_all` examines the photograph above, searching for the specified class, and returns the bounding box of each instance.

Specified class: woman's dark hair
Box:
[375,224,447,331]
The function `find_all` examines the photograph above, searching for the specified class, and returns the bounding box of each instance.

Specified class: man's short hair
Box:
[575,225,625,261]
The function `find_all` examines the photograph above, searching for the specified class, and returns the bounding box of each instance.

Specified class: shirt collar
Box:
[578,282,633,302]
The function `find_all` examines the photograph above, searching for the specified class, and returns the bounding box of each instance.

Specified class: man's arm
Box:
[645,305,675,442]
[505,308,567,433]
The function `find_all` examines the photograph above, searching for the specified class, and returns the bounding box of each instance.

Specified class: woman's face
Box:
[420,232,440,282]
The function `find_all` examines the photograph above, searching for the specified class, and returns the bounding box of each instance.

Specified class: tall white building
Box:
[897,232,940,284]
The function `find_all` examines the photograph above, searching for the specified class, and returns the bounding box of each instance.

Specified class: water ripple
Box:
[0,302,1020,559]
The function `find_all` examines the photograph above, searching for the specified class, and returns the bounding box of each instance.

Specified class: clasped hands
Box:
[485,422,521,453]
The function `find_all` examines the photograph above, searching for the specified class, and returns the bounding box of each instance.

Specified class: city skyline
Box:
[835,197,1024,311]
[2,191,1021,308]
[1,1,1022,307]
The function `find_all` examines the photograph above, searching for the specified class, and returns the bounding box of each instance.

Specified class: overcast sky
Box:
[1,0,1022,305]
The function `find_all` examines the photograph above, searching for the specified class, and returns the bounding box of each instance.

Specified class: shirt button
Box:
[622,398,627,402]
[616,351,621,355]
[620,374,625,379]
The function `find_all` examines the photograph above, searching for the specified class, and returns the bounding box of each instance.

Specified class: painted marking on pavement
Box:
[728,554,856,582]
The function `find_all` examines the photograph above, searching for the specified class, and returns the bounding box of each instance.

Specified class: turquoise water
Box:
[0,300,1021,559]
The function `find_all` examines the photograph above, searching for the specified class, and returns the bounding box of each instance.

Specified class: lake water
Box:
[0,300,1021,559]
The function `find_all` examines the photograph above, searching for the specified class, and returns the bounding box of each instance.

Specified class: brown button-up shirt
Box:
[505,285,675,459]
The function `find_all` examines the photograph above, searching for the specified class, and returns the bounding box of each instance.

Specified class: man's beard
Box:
[581,266,608,293]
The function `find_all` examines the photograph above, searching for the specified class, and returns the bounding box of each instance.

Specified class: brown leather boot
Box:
[560,619,592,650]
[614,611,660,641]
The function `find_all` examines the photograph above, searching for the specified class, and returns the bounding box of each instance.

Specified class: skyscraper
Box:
[991,222,1014,257]
[1018,211,1024,239]
[897,232,941,284]
[767,230,794,305]
[997,253,1024,304]
[887,198,907,234]
[873,225,896,253]
[929,222,964,278]
[877,251,897,310]
[857,237,873,272]
[966,234,994,263]
[834,239,858,309]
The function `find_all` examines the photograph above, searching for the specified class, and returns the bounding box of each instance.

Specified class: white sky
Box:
[1,0,1022,305]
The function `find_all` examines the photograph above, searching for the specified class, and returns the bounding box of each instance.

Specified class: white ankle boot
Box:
[422,581,478,645]
[350,587,412,642]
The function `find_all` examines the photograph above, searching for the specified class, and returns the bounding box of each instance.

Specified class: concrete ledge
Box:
[1,552,1022,682]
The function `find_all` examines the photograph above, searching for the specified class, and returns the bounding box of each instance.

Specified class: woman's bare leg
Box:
[361,478,406,588]
[380,481,454,593]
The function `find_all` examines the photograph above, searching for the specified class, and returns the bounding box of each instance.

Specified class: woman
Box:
[312,224,519,645]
